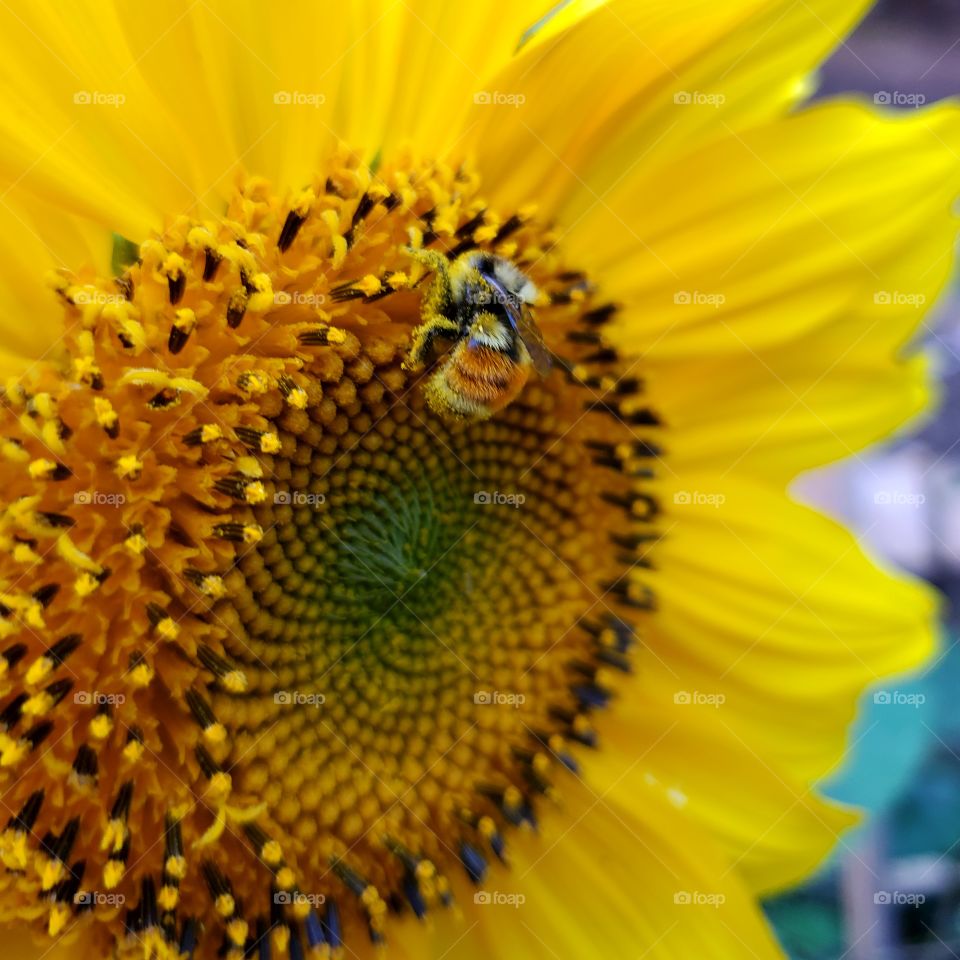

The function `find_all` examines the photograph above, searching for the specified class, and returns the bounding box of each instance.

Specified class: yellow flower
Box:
[0,1,951,958]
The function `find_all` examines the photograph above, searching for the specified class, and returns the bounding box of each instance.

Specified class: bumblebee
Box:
[403,249,553,421]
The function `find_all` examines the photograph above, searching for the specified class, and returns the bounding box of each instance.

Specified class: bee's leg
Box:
[404,246,454,318]
[404,317,460,371]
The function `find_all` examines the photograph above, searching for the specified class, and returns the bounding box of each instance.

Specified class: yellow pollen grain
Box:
[215,893,236,918]
[203,722,227,745]
[261,840,283,865]
[158,885,179,911]
[356,275,382,297]
[1,739,28,767]
[124,532,148,555]
[116,454,143,480]
[156,618,180,641]
[208,772,233,799]
[27,459,57,480]
[89,714,113,739]
[94,396,118,430]
[12,543,39,566]
[243,482,267,505]
[129,661,154,687]
[40,859,64,891]
[22,691,53,717]
[1,440,28,463]
[24,657,53,686]
[103,860,125,889]
[200,575,226,599]
[47,904,70,937]
[241,525,263,545]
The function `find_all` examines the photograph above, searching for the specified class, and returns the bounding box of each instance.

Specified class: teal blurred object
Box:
[766,634,960,958]
[819,632,957,821]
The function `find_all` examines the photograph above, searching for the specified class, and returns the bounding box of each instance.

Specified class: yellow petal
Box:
[568,100,960,361]
[389,778,786,959]
[469,0,871,215]
[0,0,588,242]
[655,343,934,481]
[643,472,937,787]
[589,697,858,894]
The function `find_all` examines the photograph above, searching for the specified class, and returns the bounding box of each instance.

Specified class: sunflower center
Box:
[0,146,658,958]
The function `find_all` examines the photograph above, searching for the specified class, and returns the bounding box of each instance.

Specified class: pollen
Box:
[0,145,659,959]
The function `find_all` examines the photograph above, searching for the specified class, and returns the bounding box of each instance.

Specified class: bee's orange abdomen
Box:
[426,343,530,420]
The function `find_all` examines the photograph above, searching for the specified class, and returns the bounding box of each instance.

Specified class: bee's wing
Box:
[484,275,553,377]
[514,306,553,377]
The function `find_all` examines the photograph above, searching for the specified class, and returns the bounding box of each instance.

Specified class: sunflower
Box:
[0,1,952,958]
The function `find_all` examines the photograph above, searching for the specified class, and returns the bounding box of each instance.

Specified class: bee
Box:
[403,248,553,421]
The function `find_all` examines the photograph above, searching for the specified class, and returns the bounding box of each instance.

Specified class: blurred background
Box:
[765,2,960,957]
